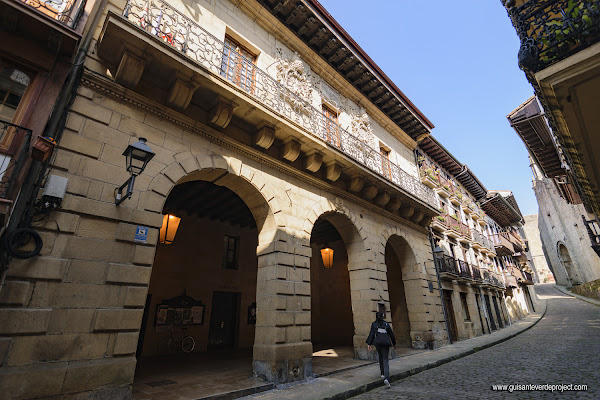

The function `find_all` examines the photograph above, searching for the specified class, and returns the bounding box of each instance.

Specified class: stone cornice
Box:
[81,69,429,234]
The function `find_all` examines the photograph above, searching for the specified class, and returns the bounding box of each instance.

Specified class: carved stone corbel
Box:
[419,215,433,227]
[348,175,364,193]
[282,138,302,162]
[326,162,343,182]
[387,197,402,212]
[166,72,201,111]
[209,98,238,128]
[374,191,390,207]
[362,184,378,200]
[304,152,323,172]
[400,206,415,219]
[115,49,151,89]
[255,122,277,149]
[412,210,424,224]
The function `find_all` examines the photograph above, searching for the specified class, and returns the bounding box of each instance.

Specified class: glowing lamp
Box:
[159,214,181,244]
[321,244,334,269]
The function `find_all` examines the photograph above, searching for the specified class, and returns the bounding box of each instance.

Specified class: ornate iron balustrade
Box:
[437,254,459,275]
[19,0,87,29]
[0,120,33,199]
[457,260,472,279]
[121,0,437,208]
[472,265,482,281]
[510,0,600,73]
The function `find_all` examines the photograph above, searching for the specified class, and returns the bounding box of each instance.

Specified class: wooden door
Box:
[208,292,239,348]
[442,290,458,343]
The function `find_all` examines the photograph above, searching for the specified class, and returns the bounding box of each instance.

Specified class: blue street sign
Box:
[135,226,149,243]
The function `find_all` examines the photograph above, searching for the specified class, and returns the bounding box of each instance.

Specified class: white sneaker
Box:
[384,379,391,388]
[381,375,385,378]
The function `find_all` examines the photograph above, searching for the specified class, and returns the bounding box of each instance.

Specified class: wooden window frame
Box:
[221,36,257,94]
[379,144,392,179]
[222,235,239,270]
[321,103,340,147]
[460,292,471,321]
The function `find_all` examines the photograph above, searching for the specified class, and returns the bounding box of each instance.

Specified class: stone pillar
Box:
[253,233,313,384]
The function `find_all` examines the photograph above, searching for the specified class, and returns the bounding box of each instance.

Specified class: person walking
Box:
[366,311,396,388]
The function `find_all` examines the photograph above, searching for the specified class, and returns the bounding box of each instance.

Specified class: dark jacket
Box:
[366,320,396,347]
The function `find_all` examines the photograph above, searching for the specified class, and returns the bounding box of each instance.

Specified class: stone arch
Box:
[304,199,379,360]
[143,150,284,251]
[557,242,580,285]
[380,227,429,349]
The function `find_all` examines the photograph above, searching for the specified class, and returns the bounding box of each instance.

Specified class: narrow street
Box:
[351,285,599,399]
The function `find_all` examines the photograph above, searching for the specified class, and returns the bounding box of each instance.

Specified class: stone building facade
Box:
[530,164,600,287]
[0,0,451,398]
[522,214,555,284]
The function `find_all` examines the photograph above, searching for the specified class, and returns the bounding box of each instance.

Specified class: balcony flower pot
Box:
[32,136,57,162]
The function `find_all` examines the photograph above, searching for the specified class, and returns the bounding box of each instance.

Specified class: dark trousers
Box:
[376,345,390,379]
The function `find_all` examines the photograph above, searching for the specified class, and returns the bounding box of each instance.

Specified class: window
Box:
[379,145,392,179]
[222,235,239,270]
[460,292,471,321]
[221,36,256,93]
[322,104,340,147]
[0,67,30,122]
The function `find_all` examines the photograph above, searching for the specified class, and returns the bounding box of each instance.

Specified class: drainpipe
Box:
[427,228,452,345]
[0,0,110,294]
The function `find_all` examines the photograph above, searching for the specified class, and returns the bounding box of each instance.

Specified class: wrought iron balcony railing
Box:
[471,265,482,281]
[19,0,87,29]
[0,120,33,199]
[510,0,600,73]
[457,260,473,279]
[437,254,459,275]
[121,0,437,208]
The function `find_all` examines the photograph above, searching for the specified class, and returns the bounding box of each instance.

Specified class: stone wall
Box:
[571,279,600,301]
[532,177,600,286]
[522,214,555,283]
[0,81,446,398]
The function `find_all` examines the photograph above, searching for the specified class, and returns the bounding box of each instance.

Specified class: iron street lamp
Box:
[433,245,444,270]
[115,138,155,205]
[159,214,181,245]
[320,243,334,269]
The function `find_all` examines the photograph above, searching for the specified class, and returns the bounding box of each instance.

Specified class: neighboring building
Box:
[503,0,600,253]
[416,137,535,342]
[508,96,600,286]
[522,214,555,284]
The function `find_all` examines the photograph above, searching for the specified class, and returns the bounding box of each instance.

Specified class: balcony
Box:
[437,254,459,278]
[462,200,474,214]
[471,265,482,281]
[458,221,471,243]
[522,270,535,285]
[448,190,462,206]
[96,0,438,215]
[508,230,525,252]
[0,120,32,227]
[457,260,473,280]
[431,214,448,232]
[509,0,600,74]
[444,215,462,239]
[472,230,485,250]
[482,269,505,289]
[435,175,452,198]
[491,232,515,256]
[419,166,439,189]
[1,0,85,60]
[17,0,86,29]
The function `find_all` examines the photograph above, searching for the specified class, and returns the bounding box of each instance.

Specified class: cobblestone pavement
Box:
[351,285,600,399]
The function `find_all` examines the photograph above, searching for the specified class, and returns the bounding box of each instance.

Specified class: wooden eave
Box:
[508,97,564,178]
[255,0,433,141]
[418,136,487,200]
[480,192,523,227]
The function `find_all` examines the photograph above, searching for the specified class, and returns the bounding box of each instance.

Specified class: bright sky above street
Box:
[317,0,538,216]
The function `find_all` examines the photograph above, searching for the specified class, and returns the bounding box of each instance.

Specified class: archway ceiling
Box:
[162,181,257,229]
[310,218,342,244]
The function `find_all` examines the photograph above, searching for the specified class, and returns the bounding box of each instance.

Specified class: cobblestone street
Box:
[351,285,600,399]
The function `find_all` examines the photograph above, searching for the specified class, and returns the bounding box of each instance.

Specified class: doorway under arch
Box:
[558,243,580,285]
[384,235,415,348]
[134,170,276,397]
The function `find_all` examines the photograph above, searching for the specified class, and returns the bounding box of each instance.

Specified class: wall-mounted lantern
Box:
[321,243,334,269]
[159,214,181,245]
[115,138,155,205]
[433,245,444,268]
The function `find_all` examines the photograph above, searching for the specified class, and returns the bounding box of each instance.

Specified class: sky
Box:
[317,0,538,216]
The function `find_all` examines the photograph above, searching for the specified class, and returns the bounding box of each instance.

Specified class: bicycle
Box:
[158,326,195,353]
